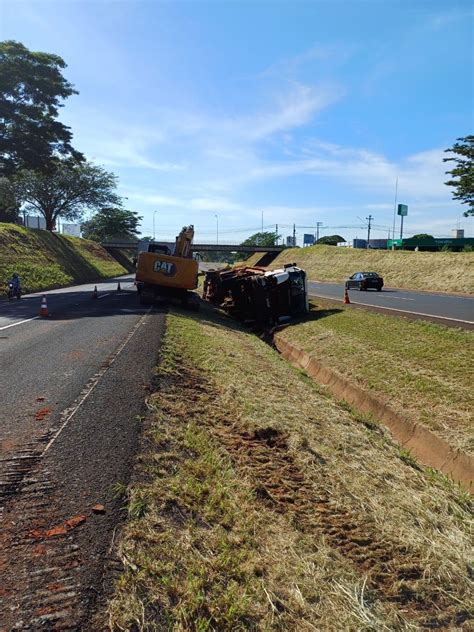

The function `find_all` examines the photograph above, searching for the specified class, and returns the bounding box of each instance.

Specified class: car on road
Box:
[345,271,384,291]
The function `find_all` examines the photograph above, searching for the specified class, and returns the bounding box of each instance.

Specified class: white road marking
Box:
[308,292,474,325]
[97,292,111,300]
[377,295,415,301]
[0,316,39,331]
[42,308,152,456]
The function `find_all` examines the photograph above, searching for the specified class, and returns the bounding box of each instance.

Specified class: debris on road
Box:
[203,264,308,326]
[35,407,52,421]
[92,503,106,514]
[29,514,87,539]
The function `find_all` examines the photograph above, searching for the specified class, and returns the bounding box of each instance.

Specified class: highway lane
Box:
[307,280,474,326]
[0,277,166,628]
[0,273,135,331]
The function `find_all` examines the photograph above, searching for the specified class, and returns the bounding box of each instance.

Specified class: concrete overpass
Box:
[102,241,286,253]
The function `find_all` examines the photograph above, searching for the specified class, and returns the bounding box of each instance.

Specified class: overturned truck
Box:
[203,264,308,326]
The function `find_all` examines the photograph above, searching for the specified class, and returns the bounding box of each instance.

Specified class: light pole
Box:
[215,214,219,245]
[392,177,398,249]
[153,210,157,240]
[366,215,373,249]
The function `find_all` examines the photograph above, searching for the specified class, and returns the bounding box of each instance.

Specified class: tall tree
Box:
[443,135,474,216]
[82,207,142,242]
[317,234,345,245]
[240,231,280,247]
[0,176,19,222]
[2,161,121,231]
[0,40,83,176]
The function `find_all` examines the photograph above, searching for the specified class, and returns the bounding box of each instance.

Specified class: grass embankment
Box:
[278,300,474,455]
[269,245,474,294]
[0,223,126,293]
[107,306,472,631]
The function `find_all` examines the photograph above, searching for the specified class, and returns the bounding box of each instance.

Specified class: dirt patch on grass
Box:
[107,307,473,631]
[188,375,469,627]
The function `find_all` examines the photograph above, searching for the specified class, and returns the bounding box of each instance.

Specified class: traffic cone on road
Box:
[343,287,351,304]
[117,281,121,291]
[92,285,98,299]
[39,295,49,317]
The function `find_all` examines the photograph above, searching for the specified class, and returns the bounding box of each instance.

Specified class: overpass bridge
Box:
[102,241,286,253]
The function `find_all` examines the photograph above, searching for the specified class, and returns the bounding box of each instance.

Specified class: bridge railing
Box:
[102,241,286,253]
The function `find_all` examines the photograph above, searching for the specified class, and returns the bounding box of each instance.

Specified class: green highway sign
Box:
[397,204,408,216]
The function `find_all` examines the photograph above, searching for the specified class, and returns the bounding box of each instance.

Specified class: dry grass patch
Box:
[107,306,472,631]
[277,299,474,454]
[270,244,474,293]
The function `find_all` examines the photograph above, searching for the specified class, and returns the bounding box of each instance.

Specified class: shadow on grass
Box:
[33,232,112,282]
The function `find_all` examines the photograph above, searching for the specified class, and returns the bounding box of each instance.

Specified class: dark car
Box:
[345,271,383,291]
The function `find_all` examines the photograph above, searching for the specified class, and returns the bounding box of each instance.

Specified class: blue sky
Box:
[2,0,473,243]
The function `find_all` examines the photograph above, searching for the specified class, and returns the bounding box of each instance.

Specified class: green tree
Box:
[0,176,19,222]
[82,207,142,242]
[0,40,83,176]
[443,135,474,216]
[411,234,434,239]
[317,234,345,245]
[2,161,121,231]
[240,231,280,247]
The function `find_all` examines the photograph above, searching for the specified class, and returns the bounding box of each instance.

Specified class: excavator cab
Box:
[135,225,199,308]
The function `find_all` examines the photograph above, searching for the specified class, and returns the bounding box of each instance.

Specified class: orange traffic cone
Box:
[117,281,121,291]
[92,285,98,299]
[39,295,49,317]
[344,287,351,304]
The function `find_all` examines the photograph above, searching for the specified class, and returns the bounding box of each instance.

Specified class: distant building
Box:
[353,239,388,249]
[61,223,82,237]
[286,235,296,247]
[451,228,464,239]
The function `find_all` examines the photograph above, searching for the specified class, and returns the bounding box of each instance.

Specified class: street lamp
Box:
[215,214,219,245]
[153,210,157,240]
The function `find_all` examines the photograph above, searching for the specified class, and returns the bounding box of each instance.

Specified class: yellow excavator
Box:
[135,225,199,308]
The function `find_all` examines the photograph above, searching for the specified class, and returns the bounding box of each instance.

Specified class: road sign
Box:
[303,233,315,245]
[397,204,408,216]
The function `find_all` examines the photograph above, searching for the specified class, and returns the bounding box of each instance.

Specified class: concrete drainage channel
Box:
[273,335,473,492]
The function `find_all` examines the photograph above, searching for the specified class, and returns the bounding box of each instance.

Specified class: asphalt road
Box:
[307,280,474,326]
[0,275,167,629]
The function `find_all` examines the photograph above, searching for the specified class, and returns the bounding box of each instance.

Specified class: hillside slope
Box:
[270,245,474,293]
[0,223,127,294]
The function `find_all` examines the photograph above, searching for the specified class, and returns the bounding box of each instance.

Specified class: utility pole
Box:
[392,177,398,249]
[261,210,264,234]
[366,215,373,249]
[214,214,219,245]
[316,221,323,243]
[275,224,278,245]
[293,223,296,247]
[153,210,157,240]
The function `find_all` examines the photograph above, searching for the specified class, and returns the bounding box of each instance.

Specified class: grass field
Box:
[278,300,474,455]
[106,305,472,631]
[0,223,126,294]
[268,245,474,293]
